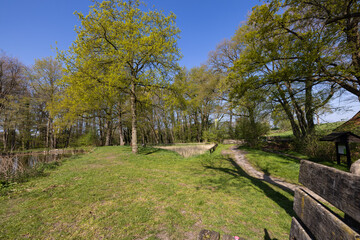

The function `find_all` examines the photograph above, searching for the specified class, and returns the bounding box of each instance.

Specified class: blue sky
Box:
[1,0,359,122]
[0,0,257,68]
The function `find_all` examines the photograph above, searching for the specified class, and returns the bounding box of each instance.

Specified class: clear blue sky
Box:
[1,0,358,122]
[0,0,258,68]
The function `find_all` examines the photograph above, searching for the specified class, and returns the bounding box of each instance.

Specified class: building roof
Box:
[335,111,360,135]
[320,131,360,143]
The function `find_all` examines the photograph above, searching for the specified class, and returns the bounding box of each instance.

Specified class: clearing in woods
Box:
[0,145,294,239]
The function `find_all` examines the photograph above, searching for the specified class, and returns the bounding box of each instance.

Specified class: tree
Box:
[208,38,243,137]
[283,0,360,100]
[229,3,338,139]
[29,57,63,148]
[0,53,26,151]
[58,0,181,153]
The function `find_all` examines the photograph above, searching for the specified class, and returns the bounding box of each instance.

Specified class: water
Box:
[0,149,85,173]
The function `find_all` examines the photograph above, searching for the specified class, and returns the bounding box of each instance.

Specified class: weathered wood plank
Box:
[293,188,360,240]
[299,160,360,223]
[198,229,220,240]
[289,217,313,240]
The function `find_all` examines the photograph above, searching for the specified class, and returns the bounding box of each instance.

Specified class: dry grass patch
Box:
[155,143,215,157]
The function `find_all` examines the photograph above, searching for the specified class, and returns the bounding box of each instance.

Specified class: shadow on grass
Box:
[138,147,162,155]
[239,146,302,165]
[204,156,295,217]
[264,228,278,240]
[241,146,350,172]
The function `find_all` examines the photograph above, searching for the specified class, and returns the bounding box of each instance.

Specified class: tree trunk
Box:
[305,78,315,135]
[229,108,233,138]
[65,126,72,148]
[130,82,138,153]
[194,111,201,142]
[10,129,16,152]
[119,108,125,146]
[46,117,51,148]
[285,81,307,137]
[187,115,192,142]
[53,132,57,149]
[3,128,8,152]
[105,119,112,146]
[99,115,104,146]
[276,85,302,139]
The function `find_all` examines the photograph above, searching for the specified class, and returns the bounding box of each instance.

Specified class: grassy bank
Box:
[242,147,349,185]
[267,121,345,138]
[0,145,294,239]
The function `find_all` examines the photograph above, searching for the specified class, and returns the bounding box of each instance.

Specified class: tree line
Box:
[1,0,359,153]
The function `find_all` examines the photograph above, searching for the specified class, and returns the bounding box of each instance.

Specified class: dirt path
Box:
[223,145,298,193]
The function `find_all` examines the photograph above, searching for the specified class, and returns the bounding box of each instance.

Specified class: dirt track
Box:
[223,145,298,193]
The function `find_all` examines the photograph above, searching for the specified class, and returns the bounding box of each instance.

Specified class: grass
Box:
[267,121,345,137]
[0,145,294,239]
[242,146,349,185]
[241,147,301,184]
[266,130,293,138]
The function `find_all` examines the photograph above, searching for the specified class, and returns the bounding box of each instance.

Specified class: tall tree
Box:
[229,4,338,139]
[283,0,360,100]
[58,0,181,153]
[0,53,26,151]
[29,57,63,148]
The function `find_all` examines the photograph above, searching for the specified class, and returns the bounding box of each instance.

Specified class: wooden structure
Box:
[289,160,360,239]
[319,131,360,168]
[209,144,218,154]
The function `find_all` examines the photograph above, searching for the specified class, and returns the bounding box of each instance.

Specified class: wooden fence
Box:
[198,159,360,239]
[290,160,360,239]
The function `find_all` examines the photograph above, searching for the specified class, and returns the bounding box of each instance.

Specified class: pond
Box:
[0,149,85,180]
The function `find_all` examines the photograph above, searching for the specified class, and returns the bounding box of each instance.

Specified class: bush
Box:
[202,123,230,143]
[292,135,336,162]
[74,131,98,147]
[235,118,270,147]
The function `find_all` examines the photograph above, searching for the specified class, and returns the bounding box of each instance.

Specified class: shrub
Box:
[235,118,270,147]
[74,131,98,147]
[292,135,336,162]
[202,123,230,143]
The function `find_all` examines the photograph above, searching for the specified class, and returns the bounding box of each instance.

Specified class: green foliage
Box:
[202,122,229,143]
[235,118,270,147]
[228,1,340,140]
[56,0,181,152]
[292,136,336,163]
[74,131,98,147]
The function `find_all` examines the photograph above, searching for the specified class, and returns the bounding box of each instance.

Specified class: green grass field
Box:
[267,121,345,137]
[0,145,294,239]
[242,146,349,185]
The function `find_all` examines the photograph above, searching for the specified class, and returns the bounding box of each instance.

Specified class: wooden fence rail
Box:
[290,160,360,239]
[198,158,360,239]
[209,144,218,154]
